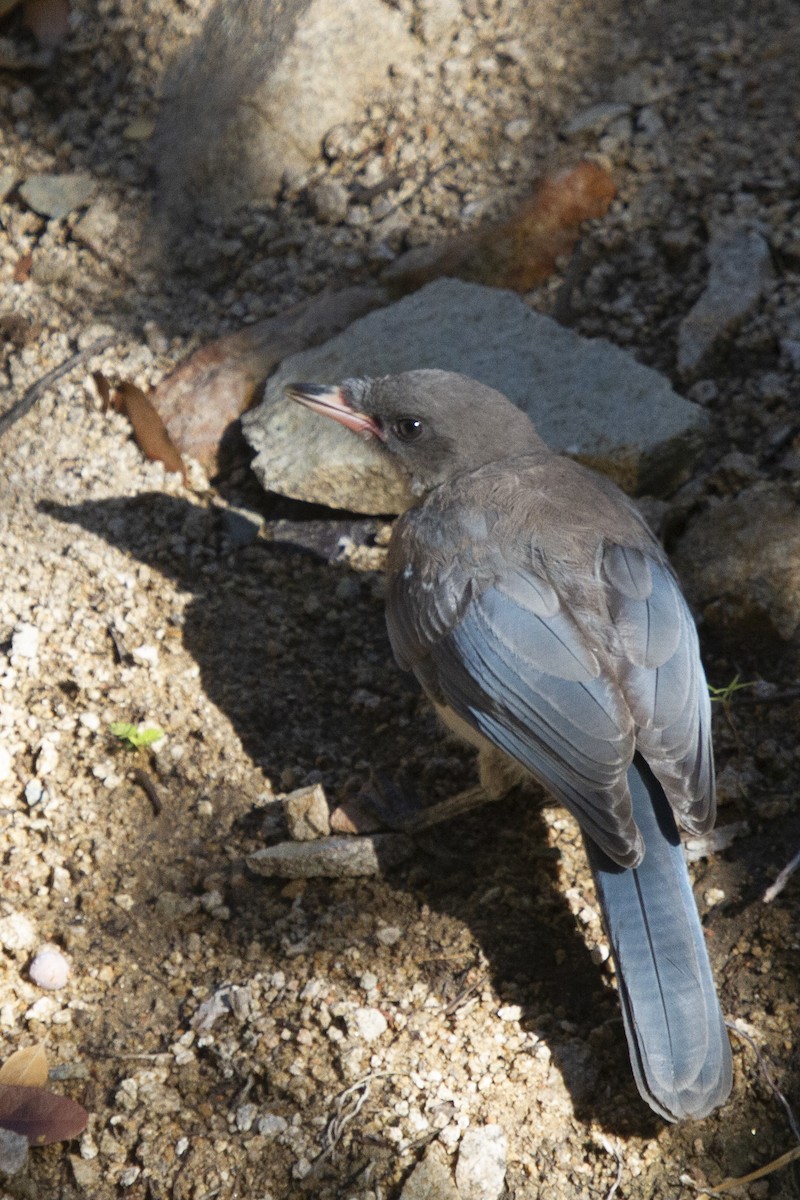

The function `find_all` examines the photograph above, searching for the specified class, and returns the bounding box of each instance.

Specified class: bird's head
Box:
[285,369,544,497]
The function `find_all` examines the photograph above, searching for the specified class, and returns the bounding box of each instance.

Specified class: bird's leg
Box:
[397,783,495,832]
[334,731,528,835]
[342,772,495,833]
[392,743,526,832]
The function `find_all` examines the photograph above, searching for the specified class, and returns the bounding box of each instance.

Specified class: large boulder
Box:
[672,482,800,648]
[155,0,418,222]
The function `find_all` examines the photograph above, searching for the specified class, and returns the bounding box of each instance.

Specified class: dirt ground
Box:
[1,0,800,1196]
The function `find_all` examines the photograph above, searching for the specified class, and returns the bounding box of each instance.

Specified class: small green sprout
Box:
[707,674,755,705]
[109,722,165,750]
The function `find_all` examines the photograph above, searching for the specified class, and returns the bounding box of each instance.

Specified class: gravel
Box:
[1,0,799,1196]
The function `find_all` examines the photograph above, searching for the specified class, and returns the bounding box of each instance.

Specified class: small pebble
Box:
[0,912,38,953]
[0,1128,28,1177]
[496,1005,522,1022]
[258,1114,288,1139]
[235,1103,258,1132]
[29,945,71,990]
[284,783,331,840]
[309,179,349,224]
[35,738,59,777]
[504,117,532,142]
[10,623,39,659]
[131,644,159,668]
[0,745,14,782]
[349,1006,388,1042]
[24,779,44,807]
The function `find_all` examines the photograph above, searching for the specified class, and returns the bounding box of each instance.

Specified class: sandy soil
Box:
[1,0,799,1196]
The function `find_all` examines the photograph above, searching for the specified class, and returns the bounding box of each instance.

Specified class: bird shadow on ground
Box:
[42,492,775,1151]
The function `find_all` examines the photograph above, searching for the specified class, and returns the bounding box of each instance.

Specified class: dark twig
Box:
[133,768,163,817]
[551,238,586,325]
[442,973,486,1018]
[0,335,117,439]
[107,624,127,664]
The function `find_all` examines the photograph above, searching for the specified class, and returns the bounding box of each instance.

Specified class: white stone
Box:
[349,1006,388,1042]
[10,623,39,659]
[0,912,37,953]
[496,1004,522,1022]
[24,779,44,806]
[35,737,59,777]
[0,745,13,782]
[131,643,159,667]
[455,1125,508,1200]
[29,945,71,990]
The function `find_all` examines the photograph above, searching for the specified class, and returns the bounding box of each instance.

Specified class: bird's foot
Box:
[331,776,495,836]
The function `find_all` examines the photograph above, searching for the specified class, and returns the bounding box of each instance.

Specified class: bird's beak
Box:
[285,382,385,441]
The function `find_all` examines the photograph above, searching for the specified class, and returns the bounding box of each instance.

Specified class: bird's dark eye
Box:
[393,417,424,442]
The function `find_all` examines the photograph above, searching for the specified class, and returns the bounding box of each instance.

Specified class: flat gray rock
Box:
[677,222,773,379]
[243,279,708,513]
[246,833,413,878]
[19,172,95,220]
[156,0,417,221]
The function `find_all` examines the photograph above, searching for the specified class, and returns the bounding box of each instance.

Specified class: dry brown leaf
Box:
[153,284,386,470]
[386,160,616,294]
[0,1083,87,1145]
[108,379,187,482]
[0,1045,48,1089]
[21,0,70,49]
[91,370,112,411]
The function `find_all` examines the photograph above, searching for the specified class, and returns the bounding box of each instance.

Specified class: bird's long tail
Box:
[583,758,732,1121]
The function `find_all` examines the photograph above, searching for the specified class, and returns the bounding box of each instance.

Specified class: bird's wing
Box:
[386,496,714,864]
[600,543,714,833]
[386,506,642,865]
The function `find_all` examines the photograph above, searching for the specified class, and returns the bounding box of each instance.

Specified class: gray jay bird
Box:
[287,368,732,1121]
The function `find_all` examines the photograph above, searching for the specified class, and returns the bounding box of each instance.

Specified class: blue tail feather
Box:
[584,758,732,1120]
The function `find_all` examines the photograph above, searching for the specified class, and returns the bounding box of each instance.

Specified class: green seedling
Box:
[109,722,165,750]
[708,674,755,705]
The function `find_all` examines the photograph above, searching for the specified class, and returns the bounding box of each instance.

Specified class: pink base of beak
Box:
[285,383,384,441]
